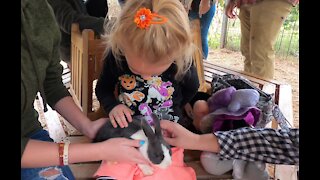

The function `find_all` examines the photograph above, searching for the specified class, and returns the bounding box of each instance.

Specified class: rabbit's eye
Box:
[155,153,164,159]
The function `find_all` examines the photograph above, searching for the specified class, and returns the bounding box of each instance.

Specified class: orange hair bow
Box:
[134,8,168,29]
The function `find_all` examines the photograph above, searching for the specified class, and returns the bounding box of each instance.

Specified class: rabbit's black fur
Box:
[93,113,172,166]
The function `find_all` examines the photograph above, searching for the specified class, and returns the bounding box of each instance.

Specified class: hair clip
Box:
[134,8,168,29]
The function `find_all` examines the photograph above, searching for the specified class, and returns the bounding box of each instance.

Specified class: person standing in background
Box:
[47,0,108,68]
[225,0,299,79]
[188,0,217,60]
[85,0,109,18]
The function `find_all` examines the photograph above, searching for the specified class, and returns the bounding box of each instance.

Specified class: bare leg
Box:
[193,100,209,131]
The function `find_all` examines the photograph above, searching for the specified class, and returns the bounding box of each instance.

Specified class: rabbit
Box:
[93,113,172,176]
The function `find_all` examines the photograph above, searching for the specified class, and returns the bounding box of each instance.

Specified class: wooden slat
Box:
[274,84,297,180]
[70,23,106,120]
[67,135,90,143]
[277,84,294,127]
[203,62,276,87]
[204,62,281,85]
[184,150,201,162]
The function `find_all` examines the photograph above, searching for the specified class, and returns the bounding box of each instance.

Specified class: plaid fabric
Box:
[235,0,299,7]
[215,127,299,165]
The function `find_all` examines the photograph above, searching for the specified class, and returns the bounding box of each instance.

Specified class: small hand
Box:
[225,1,237,19]
[109,104,133,128]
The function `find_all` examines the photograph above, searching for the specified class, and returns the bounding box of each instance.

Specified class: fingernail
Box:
[139,140,145,146]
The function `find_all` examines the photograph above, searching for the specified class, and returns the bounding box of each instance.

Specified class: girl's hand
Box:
[109,104,133,128]
[225,1,237,19]
[99,138,149,164]
[199,0,211,17]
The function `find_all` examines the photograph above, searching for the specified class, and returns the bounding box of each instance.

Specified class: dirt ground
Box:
[207,48,299,128]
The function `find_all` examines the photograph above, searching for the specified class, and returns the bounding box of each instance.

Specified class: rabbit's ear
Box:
[134,115,145,122]
[151,113,162,136]
[141,118,155,138]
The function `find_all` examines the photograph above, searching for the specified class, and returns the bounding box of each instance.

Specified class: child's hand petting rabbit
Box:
[109,104,134,128]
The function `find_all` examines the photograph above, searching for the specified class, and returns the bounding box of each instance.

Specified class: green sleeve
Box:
[43,40,71,108]
[21,137,29,159]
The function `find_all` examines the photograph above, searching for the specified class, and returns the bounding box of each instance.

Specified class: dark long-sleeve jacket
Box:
[21,0,71,158]
[95,52,199,124]
[47,0,106,63]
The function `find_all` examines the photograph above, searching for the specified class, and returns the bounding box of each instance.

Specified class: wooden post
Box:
[220,0,229,48]
[191,19,207,93]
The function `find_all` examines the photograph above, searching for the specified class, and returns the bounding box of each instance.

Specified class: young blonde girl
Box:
[96,0,199,128]
[94,0,200,179]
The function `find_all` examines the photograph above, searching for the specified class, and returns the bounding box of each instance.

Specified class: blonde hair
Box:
[103,0,195,80]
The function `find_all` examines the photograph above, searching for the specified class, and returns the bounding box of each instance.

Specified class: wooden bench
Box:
[201,61,296,180]
[69,23,106,121]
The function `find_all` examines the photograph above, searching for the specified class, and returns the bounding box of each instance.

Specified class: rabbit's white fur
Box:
[131,128,172,175]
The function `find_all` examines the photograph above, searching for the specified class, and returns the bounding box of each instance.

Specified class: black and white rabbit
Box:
[93,113,172,175]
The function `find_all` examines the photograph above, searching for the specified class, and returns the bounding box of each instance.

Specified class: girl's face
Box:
[123,46,173,79]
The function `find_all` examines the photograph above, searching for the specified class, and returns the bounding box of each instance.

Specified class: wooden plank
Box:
[203,62,273,87]
[204,62,281,85]
[277,84,294,127]
[274,84,297,180]
[191,19,207,92]
[184,150,201,162]
[67,135,90,143]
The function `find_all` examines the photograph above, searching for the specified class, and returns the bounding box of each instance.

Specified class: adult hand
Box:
[83,117,108,139]
[99,138,149,164]
[109,104,133,128]
[225,1,237,19]
[160,120,199,150]
[160,120,221,152]
[199,0,211,17]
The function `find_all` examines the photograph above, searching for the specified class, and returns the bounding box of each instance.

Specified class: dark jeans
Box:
[189,4,216,59]
[21,130,75,180]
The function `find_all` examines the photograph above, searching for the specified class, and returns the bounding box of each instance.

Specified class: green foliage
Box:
[216,0,225,8]
[283,5,299,30]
